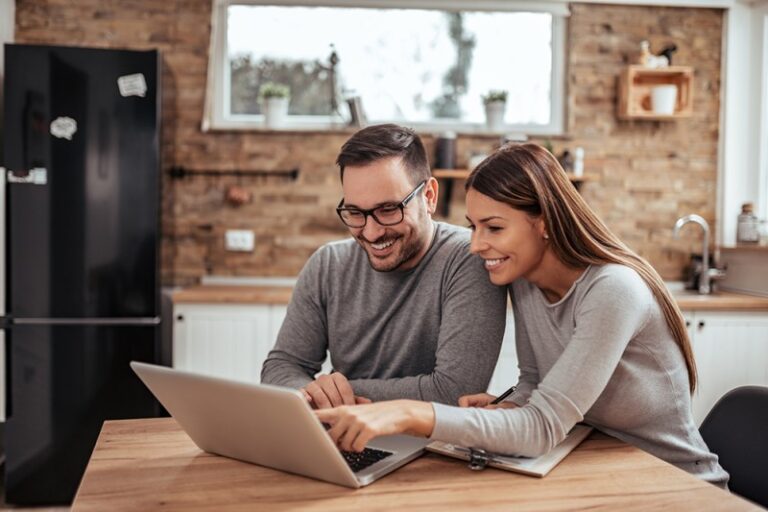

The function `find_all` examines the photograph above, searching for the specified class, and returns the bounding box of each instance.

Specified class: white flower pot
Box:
[484,101,506,132]
[650,85,677,115]
[262,97,289,128]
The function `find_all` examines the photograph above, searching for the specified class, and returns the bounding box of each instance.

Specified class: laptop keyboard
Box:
[341,448,394,473]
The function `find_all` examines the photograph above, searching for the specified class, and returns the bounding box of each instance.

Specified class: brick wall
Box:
[14,1,723,285]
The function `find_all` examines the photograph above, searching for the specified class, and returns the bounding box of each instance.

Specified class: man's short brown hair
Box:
[336,124,431,185]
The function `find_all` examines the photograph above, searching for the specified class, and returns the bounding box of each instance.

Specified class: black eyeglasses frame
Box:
[336,180,427,228]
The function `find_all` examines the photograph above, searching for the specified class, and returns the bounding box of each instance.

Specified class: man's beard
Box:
[358,230,424,272]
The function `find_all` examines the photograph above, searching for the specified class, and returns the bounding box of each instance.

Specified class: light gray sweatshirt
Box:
[261,222,507,404]
[431,264,729,488]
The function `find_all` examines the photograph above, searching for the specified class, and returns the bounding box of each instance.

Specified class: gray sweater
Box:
[431,264,729,487]
[261,222,507,404]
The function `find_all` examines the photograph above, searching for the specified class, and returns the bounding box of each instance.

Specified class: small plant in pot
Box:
[482,90,507,132]
[259,82,290,128]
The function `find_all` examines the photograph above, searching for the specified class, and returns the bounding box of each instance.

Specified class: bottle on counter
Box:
[736,202,759,244]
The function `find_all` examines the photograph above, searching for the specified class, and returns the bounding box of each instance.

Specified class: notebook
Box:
[426,424,593,477]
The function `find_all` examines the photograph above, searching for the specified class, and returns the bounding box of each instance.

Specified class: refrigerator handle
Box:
[3,331,9,421]
[1,168,6,421]
[1,166,5,315]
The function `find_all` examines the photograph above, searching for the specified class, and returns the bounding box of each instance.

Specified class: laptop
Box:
[130,362,428,488]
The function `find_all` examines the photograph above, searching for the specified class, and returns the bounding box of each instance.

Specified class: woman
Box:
[316,143,728,487]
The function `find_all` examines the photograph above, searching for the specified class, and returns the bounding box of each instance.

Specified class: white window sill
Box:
[203,118,566,138]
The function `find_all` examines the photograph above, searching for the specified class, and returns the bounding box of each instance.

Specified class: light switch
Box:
[225,229,255,252]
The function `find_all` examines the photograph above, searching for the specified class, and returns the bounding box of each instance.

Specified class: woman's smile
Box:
[483,257,509,270]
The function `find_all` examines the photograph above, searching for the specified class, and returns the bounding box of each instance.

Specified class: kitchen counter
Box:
[172,285,293,305]
[172,284,768,311]
[673,290,768,311]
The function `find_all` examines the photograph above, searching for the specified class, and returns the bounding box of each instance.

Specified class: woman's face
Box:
[465,188,548,286]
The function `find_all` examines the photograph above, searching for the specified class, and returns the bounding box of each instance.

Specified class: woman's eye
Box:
[466,223,475,231]
[488,226,502,232]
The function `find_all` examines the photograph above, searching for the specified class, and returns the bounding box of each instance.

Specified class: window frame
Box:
[203,0,569,135]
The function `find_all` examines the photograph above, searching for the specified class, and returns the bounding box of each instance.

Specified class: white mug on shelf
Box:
[650,85,678,115]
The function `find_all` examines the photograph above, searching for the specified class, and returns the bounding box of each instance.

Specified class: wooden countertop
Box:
[673,290,768,311]
[173,284,768,311]
[172,285,293,304]
[72,418,757,511]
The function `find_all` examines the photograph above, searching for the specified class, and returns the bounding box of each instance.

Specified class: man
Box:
[261,124,506,408]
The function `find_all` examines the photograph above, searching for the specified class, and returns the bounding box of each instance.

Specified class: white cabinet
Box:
[487,309,519,397]
[174,302,516,393]
[172,301,768,420]
[173,303,332,383]
[173,303,286,383]
[683,310,768,425]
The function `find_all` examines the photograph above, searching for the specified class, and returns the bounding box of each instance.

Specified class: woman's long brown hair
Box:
[466,143,696,392]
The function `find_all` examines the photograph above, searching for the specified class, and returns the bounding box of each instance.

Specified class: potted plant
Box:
[259,82,290,128]
[482,90,507,132]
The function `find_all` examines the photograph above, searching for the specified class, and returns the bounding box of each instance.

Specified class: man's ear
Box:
[423,177,439,216]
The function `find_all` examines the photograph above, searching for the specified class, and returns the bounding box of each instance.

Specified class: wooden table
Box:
[73,418,759,511]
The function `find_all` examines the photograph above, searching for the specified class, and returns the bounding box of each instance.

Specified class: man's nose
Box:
[360,214,386,241]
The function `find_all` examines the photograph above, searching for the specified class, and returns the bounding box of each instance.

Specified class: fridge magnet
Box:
[117,73,147,97]
[50,116,77,140]
[7,167,48,185]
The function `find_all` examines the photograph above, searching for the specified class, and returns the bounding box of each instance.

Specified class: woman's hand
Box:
[314,400,435,452]
[458,393,519,410]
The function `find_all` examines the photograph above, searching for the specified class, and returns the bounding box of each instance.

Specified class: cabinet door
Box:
[689,311,768,425]
[487,309,519,397]
[173,304,270,383]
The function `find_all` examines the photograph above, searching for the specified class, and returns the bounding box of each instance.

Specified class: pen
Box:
[490,385,517,405]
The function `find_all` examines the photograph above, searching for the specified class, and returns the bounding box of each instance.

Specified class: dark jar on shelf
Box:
[434,131,457,170]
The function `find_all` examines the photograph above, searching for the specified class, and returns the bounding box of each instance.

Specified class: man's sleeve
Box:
[349,248,507,405]
[260,249,329,389]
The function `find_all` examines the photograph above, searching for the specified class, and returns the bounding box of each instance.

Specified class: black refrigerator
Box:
[1,44,163,505]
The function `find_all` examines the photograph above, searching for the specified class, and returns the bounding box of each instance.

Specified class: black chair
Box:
[699,385,768,507]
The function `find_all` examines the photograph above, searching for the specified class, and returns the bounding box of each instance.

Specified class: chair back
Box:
[699,385,768,507]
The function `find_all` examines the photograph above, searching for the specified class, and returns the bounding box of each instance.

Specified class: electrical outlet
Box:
[225,229,255,252]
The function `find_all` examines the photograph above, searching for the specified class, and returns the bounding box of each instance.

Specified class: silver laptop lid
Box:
[130,361,360,488]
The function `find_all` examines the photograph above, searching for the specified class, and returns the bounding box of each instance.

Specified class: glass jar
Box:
[736,202,759,244]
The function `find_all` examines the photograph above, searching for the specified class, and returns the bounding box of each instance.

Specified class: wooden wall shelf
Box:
[618,65,693,120]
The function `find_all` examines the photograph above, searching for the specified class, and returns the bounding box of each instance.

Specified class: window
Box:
[204,1,568,134]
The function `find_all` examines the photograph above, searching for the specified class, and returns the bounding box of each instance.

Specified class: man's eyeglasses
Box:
[336,181,427,228]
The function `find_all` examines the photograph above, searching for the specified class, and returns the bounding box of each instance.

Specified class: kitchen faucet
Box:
[672,214,725,294]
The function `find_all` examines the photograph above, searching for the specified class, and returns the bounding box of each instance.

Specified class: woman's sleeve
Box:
[507,286,539,406]
[430,269,652,457]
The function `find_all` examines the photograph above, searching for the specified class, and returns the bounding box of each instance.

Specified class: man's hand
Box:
[300,373,370,409]
[458,392,518,410]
